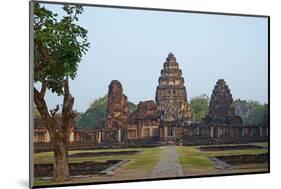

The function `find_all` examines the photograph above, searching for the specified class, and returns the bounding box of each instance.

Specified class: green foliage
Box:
[78,96,107,129]
[128,102,137,112]
[77,95,137,129]
[34,3,90,95]
[234,99,268,126]
[190,94,210,123]
[247,104,268,126]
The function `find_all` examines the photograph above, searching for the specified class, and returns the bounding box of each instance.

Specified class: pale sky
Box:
[36,3,269,112]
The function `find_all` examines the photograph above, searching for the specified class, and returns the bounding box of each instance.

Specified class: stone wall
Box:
[34,117,75,143]
[127,100,160,140]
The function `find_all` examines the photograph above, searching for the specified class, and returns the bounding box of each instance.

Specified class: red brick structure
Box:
[103,80,129,143]
[105,80,129,129]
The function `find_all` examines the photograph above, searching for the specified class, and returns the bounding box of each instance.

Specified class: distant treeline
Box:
[190,94,268,126]
[77,95,137,129]
[234,99,268,126]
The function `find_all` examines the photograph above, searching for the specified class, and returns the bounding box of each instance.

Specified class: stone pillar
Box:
[137,121,142,139]
[218,127,221,139]
[210,127,214,138]
[149,127,153,137]
[98,131,102,144]
[117,129,121,143]
[164,126,168,142]
[259,127,263,137]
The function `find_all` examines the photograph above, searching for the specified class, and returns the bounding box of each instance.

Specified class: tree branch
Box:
[34,39,59,73]
[70,11,78,23]
[40,81,47,98]
[64,79,70,95]
[50,104,60,118]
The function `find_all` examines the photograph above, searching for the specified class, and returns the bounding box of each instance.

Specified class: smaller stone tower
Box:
[106,80,129,129]
[203,79,242,126]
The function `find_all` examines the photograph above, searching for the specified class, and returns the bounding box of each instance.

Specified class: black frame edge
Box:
[29,1,271,188]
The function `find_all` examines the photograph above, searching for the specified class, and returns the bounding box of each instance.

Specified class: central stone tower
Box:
[155,53,193,123]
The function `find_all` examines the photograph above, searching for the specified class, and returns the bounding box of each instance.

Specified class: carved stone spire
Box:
[155,53,193,122]
[209,79,235,117]
[106,80,129,129]
[203,79,242,126]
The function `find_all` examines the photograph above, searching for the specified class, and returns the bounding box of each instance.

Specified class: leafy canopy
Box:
[34,3,90,95]
[190,94,210,123]
[234,99,268,126]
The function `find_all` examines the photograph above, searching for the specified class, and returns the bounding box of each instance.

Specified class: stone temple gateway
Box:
[156,53,193,141]
[34,53,268,146]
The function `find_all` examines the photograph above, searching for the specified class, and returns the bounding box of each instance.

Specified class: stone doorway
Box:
[167,127,176,142]
[168,127,174,137]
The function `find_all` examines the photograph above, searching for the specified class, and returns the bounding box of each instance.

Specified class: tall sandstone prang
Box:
[203,79,242,126]
[155,53,193,122]
[106,80,129,129]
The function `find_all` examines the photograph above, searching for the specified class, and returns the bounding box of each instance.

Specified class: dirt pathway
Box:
[150,146,184,178]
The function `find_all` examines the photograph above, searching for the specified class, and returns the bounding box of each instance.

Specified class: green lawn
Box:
[253,142,268,147]
[177,142,268,176]
[34,147,163,164]
[34,147,164,186]
[177,146,215,173]
[33,143,268,187]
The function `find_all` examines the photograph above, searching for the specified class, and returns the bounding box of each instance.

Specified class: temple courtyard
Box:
[34,142,268,187]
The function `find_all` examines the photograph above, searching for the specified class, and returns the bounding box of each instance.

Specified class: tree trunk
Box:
[34,86,72,182]
[53,141,70,182]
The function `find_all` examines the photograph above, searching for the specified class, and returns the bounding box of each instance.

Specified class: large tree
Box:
[33,3,89,182]
[234,99,268,126]
[190,94,210,123]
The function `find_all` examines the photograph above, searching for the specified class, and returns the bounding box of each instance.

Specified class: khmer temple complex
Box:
[34,53,268,148]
